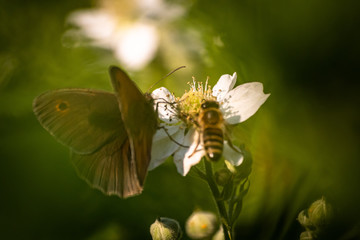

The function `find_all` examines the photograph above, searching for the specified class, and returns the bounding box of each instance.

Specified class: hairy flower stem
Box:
[204,159,233,240]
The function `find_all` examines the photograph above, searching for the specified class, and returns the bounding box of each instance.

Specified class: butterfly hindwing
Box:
[71,137,142,198]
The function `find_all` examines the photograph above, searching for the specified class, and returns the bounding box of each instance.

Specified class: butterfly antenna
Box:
[147,66,186,92]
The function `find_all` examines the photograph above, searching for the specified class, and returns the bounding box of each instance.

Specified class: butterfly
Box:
[33,66,158,198]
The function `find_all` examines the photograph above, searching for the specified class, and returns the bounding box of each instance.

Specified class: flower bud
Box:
[297,210,313,229]
[308,197,333,228]
[150,217,182,240]
[185,211,218,239]
[299,230,315,240]
[215,168,232,186]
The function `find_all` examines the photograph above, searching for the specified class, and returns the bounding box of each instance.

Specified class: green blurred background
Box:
[1,0,359,239]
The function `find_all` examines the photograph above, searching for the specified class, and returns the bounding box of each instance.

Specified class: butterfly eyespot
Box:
[56,101,69,112]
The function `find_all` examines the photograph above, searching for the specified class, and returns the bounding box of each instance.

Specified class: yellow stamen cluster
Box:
[176,77,216,126]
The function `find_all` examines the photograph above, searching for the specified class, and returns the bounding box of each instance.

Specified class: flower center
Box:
[176,78,216,126]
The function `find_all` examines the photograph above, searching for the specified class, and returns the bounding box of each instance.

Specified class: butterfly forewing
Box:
[33,89,125,154]
[110,66,158,187]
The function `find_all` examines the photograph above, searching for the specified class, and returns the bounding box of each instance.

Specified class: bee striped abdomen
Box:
[203,127,223,161]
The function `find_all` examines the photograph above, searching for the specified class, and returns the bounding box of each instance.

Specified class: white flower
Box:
[149,87,185,170]
[150,73,270,176]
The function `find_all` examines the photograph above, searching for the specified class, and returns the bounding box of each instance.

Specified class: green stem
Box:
[204,160,233,240]
[193,166,207,181]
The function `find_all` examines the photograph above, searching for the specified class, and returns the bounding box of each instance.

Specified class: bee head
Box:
[201,100,219,109]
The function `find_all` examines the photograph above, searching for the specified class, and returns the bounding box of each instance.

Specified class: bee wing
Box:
[33,89,125,155]
[109,66,158,188]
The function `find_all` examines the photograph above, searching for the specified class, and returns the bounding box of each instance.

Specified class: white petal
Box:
[173,129,205,176]
[67,9,116,47]
[151,87,177,123]
[223,141,243,166]
[212,72,237,101]
[113,23,159,70]
[221,82,270,124]
[152,87,175,102]
[149,125,185,170]
[152,123,179,142]
[138,0,185,21]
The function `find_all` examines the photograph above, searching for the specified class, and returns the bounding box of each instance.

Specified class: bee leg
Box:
[187,131,202,158]
[225,134,241,153]
[188,148,204,158]
[158,126,189,148]
[186,115,200,128]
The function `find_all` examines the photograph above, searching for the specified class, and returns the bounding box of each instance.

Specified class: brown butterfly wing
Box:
[33,89,125,154]
[109,66,158,190]
[71,138,143,198]
[33,89,136,197]
[33,67,157,198]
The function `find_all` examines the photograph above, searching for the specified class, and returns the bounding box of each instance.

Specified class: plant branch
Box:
[204,159,232,240]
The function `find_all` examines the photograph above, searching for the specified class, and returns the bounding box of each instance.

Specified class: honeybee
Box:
[176,96,231,161]
[197,100,225,161]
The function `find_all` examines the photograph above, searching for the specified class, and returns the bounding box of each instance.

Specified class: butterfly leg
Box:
[154,98,179,122]
[158,126,189,148]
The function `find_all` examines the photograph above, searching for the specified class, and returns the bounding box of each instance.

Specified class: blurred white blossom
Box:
[63,0,196,71]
